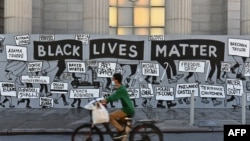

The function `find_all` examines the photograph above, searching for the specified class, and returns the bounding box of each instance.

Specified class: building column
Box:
[165,0,192,35]
[240,0,250,35]
[83,0,109,34]
[4,0,32,34]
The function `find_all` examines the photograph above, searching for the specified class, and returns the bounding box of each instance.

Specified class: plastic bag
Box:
[84,97,104,110]
[92,102,109,125]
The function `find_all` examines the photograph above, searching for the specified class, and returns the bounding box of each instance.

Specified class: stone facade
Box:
[0,0,243,35]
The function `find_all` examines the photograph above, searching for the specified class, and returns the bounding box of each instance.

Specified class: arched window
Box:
[109,0,165,35]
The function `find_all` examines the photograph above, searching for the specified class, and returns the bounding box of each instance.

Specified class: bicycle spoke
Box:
[129,124,163,141]
[72,124,103,141]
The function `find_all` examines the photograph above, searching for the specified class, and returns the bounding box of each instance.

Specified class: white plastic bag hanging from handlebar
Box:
[92,102,109,125]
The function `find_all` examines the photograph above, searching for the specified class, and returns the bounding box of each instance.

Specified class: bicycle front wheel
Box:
[129,124,163,141]
[71,123,104,141]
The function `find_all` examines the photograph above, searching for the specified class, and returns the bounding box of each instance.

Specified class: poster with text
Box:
[69,88,100,98]
[226,79,243,96]
[178,61,205,73]
[176,83,199,98]
[228,38,250,57]
[155,86,174,100]
[199,84,225,98]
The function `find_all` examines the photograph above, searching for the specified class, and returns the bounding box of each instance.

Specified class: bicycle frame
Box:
[86,101,131,141]
[73,98,163,141]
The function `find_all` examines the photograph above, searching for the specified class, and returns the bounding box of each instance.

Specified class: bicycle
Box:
[71,98,163,141]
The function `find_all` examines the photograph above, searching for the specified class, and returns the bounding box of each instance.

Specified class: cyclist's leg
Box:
[110,109,127,132]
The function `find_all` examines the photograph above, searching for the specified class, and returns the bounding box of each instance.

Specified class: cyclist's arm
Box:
[100,91,120,104]
[106,89,122,103]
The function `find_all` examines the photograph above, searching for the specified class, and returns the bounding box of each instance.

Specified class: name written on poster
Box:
[69,89,99,98]
[28,62,42,72]
[40,97,53,108]
[127,88,140,99]
[141,62,159,76]
[247,93,250,102]
[199,84,225,98]
[155,86,174,100]
[0,82,16,97]
[39,34,55,41]
[228,38,250,57]
[221,62,232,72]
[6,45,27,61]
[140,83,154,98]
[86,60,98,67]
[148,35,165,41]
[176,83,199,98]
[75,34,89,44]
[97,62,116,77]
[244,62,250,76]
[21,75,50,84]
[15,35,30,45]
[67,62,86,73]
[179,61,205,72]
[50,82,68,94]
[226,79,243,96]
[18,87,40,98]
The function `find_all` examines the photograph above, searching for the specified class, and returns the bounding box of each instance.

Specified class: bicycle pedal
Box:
[124,117,132,121]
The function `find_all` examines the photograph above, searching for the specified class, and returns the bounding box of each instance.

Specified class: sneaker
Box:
[213,100,222,106]
[54,99,59,104]
[236,74,246,80]
[54,76,60,82]
[64,102,69,106]
[201,98,209,104]
[0,103,5,107]
[46,92,52,97]
[152,80,160,85]
[216,79,225,84]
[26,105,32,109]
[113,131,127,139]
[178,98,183,104]
[77,106,83,109]
[167,102,177,108]
[157,103,166,108]
[145,78,150,83]
[206,78,214,84]
[9,104,15,108]
[176,74,184,80]
[184,77,189,83]
[168,79,177,84]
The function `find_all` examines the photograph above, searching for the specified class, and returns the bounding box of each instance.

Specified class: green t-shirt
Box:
[106,85,135,116]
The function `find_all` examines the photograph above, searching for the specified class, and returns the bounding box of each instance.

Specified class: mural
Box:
[0,34,250,109]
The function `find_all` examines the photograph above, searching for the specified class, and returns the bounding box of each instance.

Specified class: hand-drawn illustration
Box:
[0,35,4,53]
[0,35,249,109]
[0,82,16,108]
[5,45,28,85]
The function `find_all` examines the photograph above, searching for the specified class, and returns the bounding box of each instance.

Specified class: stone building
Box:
[0,0,248,35]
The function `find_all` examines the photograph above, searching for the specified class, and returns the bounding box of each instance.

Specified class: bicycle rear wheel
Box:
[71,123,104,141]
[129,124,163,141]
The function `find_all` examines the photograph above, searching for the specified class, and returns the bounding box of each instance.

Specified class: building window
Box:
[109,0,165,35]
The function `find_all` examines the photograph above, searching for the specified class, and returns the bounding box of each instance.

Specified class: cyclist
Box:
[101,73,135,139]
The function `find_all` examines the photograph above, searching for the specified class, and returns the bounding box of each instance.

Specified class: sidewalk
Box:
[0,108,249,135]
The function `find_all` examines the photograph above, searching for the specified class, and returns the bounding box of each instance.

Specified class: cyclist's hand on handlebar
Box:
[100,99,108,107]
[100,99,107,104]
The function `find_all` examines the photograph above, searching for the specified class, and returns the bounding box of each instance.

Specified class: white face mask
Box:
[111,81,115,85]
